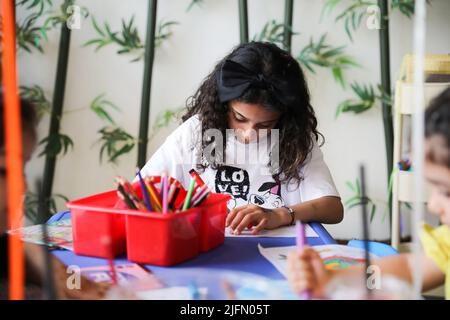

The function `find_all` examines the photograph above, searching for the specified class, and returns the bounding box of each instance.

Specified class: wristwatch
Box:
[282,205,296,225]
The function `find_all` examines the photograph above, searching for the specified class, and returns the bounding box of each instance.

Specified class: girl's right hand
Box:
[287,246,330,299]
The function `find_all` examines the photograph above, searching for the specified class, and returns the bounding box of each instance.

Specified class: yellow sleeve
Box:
[419,224,450,274]
[420,224,450,299]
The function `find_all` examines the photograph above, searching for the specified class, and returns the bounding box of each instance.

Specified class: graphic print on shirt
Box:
[214,165,285,210]
[248,182,284,208]
[215,166,250,209]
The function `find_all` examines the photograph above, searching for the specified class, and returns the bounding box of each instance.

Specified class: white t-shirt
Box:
[140,115,339,210]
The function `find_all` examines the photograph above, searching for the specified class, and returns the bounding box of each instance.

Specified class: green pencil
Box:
[182,178,196,211]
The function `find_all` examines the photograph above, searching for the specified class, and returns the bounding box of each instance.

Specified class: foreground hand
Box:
[225,204,290,235]
[52,257,111,300]
[24,243,110,299]
[287,246,329,299]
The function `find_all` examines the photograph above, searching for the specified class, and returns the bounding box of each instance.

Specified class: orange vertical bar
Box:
[1,0,25,300]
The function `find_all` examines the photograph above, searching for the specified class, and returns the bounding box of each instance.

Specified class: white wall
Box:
[19,0,450,240]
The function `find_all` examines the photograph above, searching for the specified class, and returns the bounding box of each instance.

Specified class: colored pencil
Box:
[136,168,153,211]
[190,184,208,204]
[117,184,137,210]
[188,281,200,300]
[296,220,311,300]
[130,195,146,211]
[116,177,147,211]
[166,182,176,210]
[360,164,372,298]
[182,178,196,211]
[144,177,162,211]
[3,0,25,300]
[192,191,210,207]
[107,259,117,285]
[162,172,169,214]
[169,185,181,210]
[105,215,118,286]
[36,179,56,300]
[189,169,207,188]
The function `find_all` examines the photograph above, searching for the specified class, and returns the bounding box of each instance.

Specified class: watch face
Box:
[284,207,295,225]
[283,206,293,213]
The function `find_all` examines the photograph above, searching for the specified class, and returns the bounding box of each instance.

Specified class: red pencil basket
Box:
[67,178,231,266]
[67,190,127,258]
[125,207,202,266]
[197,193,231,252]
[130,177,230,253]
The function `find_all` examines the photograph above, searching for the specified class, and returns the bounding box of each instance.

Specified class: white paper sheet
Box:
[258,244,379,278]
[225,224,318,238]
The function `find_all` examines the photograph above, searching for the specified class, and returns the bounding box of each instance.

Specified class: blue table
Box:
[49,211,397,286]
[49,211,336,281]
[49,211,398,298]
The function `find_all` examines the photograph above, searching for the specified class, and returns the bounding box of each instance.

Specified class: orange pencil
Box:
[144,177,162,211]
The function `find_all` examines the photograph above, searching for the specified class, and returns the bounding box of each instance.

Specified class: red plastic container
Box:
[67,177,231,265]
[67,190,127,258]
[144,178,230,252]
[197,193,231,252]
[125,208,202,266]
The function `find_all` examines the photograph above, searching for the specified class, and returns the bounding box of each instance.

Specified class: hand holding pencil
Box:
[287,245,329,299]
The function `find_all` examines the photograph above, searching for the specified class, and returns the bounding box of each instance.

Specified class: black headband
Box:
[216,59,295,106]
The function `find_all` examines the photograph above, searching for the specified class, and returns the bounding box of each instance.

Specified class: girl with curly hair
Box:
[140,42,343,235]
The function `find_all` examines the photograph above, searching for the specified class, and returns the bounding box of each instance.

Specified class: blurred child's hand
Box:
[52,257,111,300]
[25,243,110,299]
[226,204,290,235]
[287,246,329,299]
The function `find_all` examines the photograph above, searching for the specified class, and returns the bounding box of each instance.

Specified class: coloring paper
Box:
[8,219,73,250]
[81,263,163,290]
[258,244,379,278]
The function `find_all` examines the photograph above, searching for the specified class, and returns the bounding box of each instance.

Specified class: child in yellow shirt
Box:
[287,87,450,299]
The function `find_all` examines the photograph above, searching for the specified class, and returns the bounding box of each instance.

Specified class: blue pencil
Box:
[136,168,153,211]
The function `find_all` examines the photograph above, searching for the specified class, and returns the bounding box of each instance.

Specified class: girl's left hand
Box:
[225,204,291,235]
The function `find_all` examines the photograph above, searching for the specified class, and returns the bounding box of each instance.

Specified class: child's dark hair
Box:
[0,91,37,149]
[183,42,322,184]
[425,86,450,167]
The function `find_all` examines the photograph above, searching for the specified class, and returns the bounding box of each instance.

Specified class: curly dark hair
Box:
[425,86,450,167]
[182,42,323,185]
